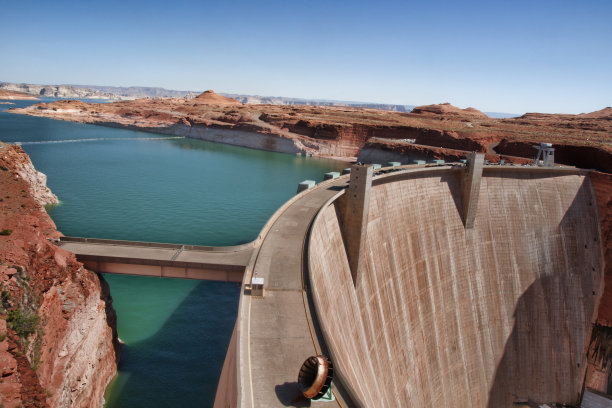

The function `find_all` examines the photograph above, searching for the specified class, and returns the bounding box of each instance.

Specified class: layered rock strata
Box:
[0,144,118,408]
[9,95,612,171]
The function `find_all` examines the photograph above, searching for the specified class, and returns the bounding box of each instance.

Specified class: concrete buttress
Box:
[342,164,373,286]
[462,152,484,228]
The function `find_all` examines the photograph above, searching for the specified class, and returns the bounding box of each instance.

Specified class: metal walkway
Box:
[57,236,253,282]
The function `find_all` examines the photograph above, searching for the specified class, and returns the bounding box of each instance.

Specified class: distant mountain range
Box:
[0,82,120,99]
[222,93,416,112]
[81,85,194,99]
[0,81,519,117]
[82,85,416,112]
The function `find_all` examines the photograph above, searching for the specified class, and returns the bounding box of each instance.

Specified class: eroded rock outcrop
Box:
[411,102,489,118]
[0,144,118,408]
[0,89,39,101]
[3,147,59,207]
[193,90,241,105]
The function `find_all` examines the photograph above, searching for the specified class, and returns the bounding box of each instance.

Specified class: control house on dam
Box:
[214,153,611,408]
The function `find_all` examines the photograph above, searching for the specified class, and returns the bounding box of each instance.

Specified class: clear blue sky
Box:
[1,0,610,114]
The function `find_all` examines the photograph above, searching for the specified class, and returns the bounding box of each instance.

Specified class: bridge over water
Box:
[57,236,252,282]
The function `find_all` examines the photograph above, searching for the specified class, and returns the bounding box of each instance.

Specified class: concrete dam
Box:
[309,165,602,407]
[214,157,609,407]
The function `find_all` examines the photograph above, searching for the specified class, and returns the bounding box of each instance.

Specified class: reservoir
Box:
[0,99,346,407]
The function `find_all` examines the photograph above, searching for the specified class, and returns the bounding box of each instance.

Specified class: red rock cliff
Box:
[586,172,612,394]
[10,98,612,171]
[0,144,118,408]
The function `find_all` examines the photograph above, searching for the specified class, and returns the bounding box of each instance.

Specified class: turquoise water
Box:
[0,99,346,407]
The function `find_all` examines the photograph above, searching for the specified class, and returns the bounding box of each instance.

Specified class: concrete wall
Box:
[214,321,238,408]
[308,168,604,407]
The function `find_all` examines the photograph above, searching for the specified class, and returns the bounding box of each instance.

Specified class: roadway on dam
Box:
[57,237,253,282]
[230,174,351,408]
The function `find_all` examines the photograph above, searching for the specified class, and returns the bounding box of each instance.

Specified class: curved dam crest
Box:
[308,168,603,406]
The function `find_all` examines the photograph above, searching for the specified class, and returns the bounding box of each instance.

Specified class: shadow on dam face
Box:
[308,168,604,407]
[488,179,603,406]
[489,275,587,406]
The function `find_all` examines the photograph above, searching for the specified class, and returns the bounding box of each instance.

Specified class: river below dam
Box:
[0,99,346,407]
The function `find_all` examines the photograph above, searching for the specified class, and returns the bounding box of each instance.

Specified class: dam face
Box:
[308,168,603,406]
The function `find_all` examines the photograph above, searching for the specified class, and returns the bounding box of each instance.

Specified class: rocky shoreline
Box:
[8,92,612,172]
[0,144,118,407]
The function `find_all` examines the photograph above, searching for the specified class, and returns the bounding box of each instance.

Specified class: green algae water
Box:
[0,99,346,407]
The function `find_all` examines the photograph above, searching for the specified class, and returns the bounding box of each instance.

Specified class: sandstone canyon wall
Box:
[586,171,612,394]
[0,145,118,408]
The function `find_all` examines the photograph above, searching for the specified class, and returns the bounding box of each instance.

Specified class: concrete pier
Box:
[297,180,316,194]
[324,172,340,180]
